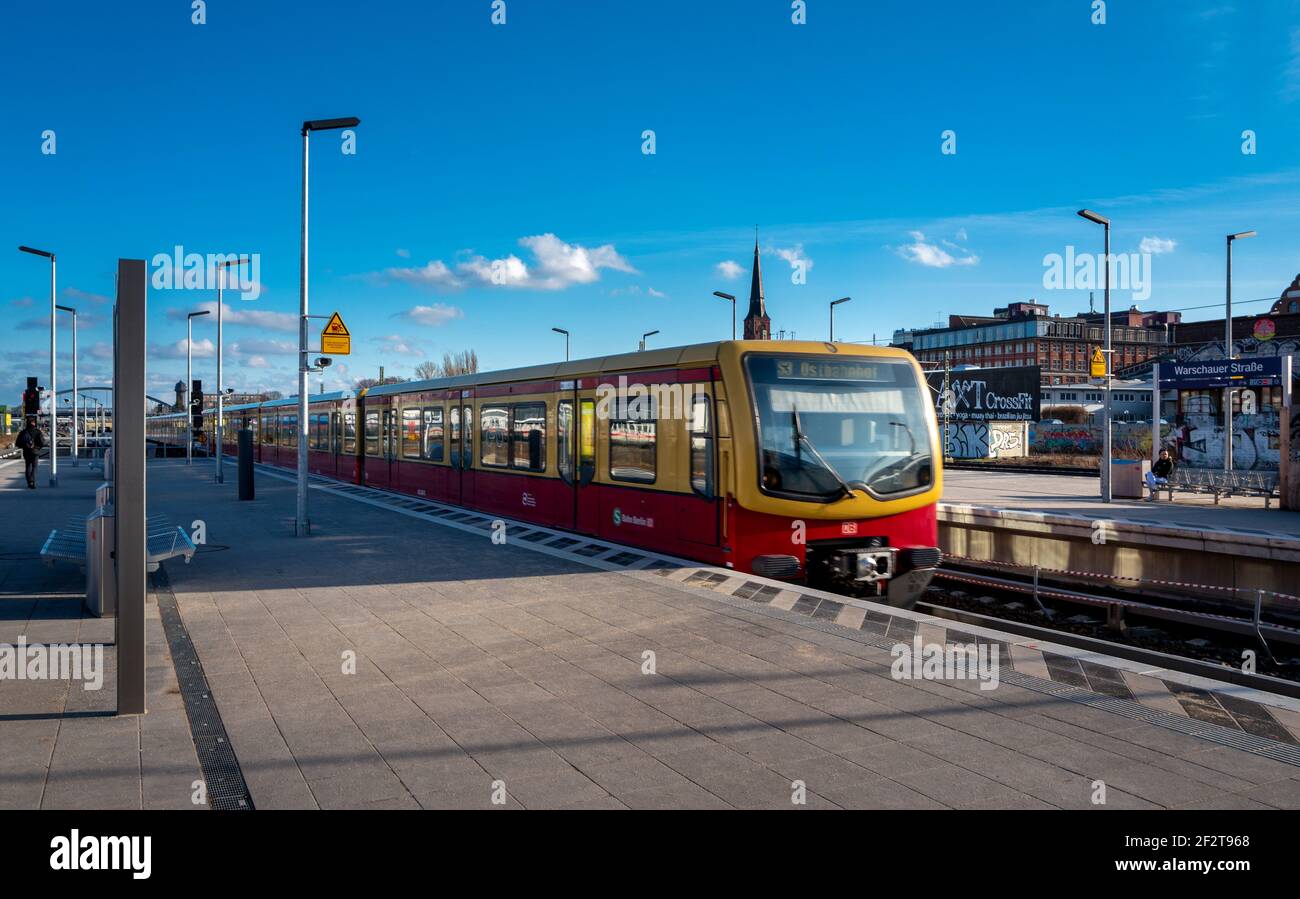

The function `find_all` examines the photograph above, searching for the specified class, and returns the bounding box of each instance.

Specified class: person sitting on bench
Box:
[1145,449,1175,500]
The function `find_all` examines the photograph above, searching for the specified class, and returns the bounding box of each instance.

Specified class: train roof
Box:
[151,341,916,416]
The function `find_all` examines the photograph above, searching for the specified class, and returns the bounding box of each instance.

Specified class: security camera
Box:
[315,357,332,368]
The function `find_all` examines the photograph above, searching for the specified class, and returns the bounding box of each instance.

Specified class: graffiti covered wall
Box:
[1163,340,1291,471]
[945,421,1028,459]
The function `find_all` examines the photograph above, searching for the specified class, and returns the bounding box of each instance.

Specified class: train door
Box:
[447,404,463,504]
[384,406,400,492]
[459,395,476,508]
[676,389,720,547]
[561,387,600,536]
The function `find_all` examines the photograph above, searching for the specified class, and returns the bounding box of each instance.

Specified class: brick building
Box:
[900,301,1179,385]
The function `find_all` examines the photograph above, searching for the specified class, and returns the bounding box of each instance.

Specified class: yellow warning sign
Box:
[1089,346,1106,379]
[321,312,351,355]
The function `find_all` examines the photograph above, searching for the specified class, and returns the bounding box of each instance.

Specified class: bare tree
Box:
[440,349,478,377]
[354,376,408,389]
[411,350,479,380]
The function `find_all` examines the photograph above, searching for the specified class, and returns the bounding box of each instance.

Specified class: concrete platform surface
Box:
[0,454,204,810]
[3,454,1300,810]
[942,468,1300,538]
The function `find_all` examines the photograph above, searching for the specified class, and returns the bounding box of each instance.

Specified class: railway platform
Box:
[4,455,1300,809]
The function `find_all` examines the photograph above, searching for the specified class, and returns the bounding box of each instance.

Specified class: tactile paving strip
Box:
[153,568,254,811]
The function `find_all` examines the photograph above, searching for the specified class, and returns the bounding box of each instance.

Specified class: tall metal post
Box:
[55,305,78,466]
[1226,236,1234,472]
[1102,221,1112,502]
[297,125,311,536]
[217,268,225,483]
[187,317,194,465]
[115,259,147,715]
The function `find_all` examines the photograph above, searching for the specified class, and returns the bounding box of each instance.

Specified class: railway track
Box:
[925,563,1300,695]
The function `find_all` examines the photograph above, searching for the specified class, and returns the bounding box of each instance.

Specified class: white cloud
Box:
[1139,236,1177,255]
[895,231,979,268]
[647,287,666,298]
[771,244,814,273]
[395,304,463,327]
[395,248,411,258]
[715,260,744,280]
[152,337,214,360]
[373,334,425,356]
[246,356,270,368]
[376,233,636,292]
[1284,27,1300,103]
[165,301,297,332]
[382,260,461,290]
[64,287,111,305]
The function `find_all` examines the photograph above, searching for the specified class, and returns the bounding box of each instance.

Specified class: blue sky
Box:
[3,0,1299,403]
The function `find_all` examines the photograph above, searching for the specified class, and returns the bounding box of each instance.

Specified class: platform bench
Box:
[1156,468,1280,508]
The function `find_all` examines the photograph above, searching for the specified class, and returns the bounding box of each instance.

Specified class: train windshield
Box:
[745,354,934,499]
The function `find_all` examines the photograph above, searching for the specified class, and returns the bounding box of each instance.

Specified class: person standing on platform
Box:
[16,415,46,489]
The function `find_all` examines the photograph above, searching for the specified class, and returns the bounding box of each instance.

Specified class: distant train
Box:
[148,341,942,605]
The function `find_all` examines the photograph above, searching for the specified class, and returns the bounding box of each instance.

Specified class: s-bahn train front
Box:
[719,342,942,608]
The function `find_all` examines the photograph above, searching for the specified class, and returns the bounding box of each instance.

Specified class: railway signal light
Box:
[23,377,40,415]
[191,380,204,430]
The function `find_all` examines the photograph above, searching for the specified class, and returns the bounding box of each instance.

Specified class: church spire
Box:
[744,230,771,340]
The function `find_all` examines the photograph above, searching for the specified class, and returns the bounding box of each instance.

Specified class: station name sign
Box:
[1157,357,1281,390]
[926,366,1041,422]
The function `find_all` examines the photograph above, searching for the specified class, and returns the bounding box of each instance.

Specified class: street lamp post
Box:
[829,297,851,342]
[215,259,248,484]
[1077,210,1112,502]
[19,245,57,485]
[55,304,77,466]
[1225,230,1256,472]
[298,116,361,537]
[552,327,570,361]
[186,309,211,466]
[639,329,659,352]
[713,292,736,340]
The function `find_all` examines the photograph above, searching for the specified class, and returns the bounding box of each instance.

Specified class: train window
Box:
[424,407,444,462]
[609,398,656,483]
[331,412,340,454]
[316,413,331,450]
[449,406,461,466]
[579,399,595,470]
[282,414,298,448]
[510,403,546,472]
[689,393,713,498]
[364,412,380,456]
[463,405,473,467]
[480,404,508,467]
[745,354,934,499]
[342,412,356,453]
[401,408,422,458]
[557,400,574,482]
[262,415,276,445]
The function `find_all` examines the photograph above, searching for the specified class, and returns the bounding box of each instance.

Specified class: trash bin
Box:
[1111,459,1150,499]
[85,506,116,617]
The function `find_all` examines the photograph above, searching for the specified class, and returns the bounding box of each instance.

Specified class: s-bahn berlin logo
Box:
[612,507,653,528]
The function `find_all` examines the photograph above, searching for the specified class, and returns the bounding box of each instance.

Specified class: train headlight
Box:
[853,550,894,582]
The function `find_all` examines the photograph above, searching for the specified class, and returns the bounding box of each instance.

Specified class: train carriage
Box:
[148,340,942,606]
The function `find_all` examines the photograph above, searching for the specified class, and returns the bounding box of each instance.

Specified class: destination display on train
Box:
[772,358,882,381]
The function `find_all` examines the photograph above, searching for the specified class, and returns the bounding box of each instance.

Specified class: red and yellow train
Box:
[148,341,942,605]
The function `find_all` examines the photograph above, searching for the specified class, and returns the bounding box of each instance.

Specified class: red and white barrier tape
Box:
[941,552,1300,607]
